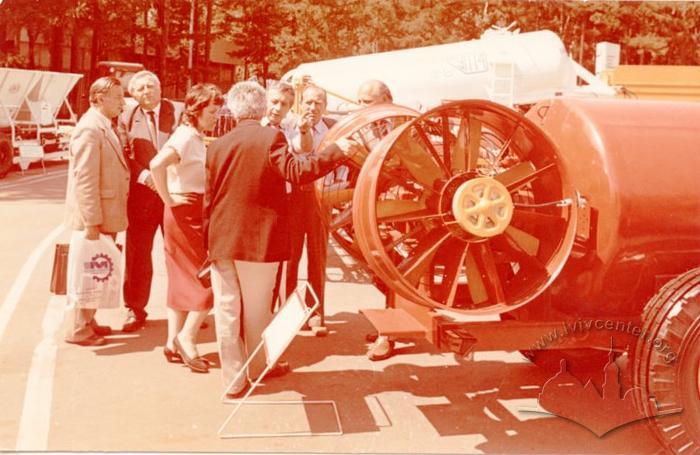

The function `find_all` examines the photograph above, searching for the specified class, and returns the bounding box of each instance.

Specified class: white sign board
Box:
[261,286,317,367]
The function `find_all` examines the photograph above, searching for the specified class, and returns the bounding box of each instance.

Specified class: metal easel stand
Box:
[217,283,343,438]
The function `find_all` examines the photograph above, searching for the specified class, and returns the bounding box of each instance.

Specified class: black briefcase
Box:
[50,243,69,295]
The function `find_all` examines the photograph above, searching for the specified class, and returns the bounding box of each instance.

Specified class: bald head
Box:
[358,80,393,106]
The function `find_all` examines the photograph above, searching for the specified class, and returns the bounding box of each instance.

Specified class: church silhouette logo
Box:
[529,351,683,436]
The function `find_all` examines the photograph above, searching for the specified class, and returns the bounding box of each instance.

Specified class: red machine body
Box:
[525,98,700,319]
[318,97,700,451]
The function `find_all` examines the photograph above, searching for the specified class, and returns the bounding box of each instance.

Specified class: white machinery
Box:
[282,29,615,113]
[0,67,82,177]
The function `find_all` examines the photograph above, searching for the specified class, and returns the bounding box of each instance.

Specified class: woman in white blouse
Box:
[150,83,223,373]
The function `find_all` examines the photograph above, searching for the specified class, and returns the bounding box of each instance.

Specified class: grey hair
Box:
[226,81,266,120]
[128,70,161,95]
[89,76,121,105]
[267,80,294,100]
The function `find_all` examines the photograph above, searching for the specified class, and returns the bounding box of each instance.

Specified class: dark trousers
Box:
[123,183,164,319]
[285,189,328,324]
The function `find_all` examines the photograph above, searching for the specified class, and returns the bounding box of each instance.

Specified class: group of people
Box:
[63,69,394,397]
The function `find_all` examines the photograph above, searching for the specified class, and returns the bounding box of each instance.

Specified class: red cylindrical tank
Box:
[526,98,700,316]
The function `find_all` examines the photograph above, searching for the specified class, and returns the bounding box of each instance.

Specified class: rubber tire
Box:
[634,266,700,453]
[0,138,12,179]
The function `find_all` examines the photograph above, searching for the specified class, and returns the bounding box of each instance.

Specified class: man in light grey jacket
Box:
[64,76,128,346]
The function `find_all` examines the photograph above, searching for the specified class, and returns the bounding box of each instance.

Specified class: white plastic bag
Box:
[66,231,122,309]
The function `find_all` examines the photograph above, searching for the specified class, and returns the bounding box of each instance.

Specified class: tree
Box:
[222,0,288,82]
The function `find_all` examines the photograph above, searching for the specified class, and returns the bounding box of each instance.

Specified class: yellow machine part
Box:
[601,65,700,102]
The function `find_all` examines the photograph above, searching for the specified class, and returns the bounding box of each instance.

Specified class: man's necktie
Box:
[146,110,157,144]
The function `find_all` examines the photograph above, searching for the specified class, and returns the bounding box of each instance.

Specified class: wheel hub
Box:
[451,177,514,237]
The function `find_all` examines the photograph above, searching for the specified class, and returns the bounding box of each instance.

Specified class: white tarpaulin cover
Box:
[0,68,82,126]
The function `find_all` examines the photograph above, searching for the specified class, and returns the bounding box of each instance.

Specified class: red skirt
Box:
[163,194,213,311]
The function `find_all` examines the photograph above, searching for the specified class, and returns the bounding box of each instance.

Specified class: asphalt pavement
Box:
[0,161,664,453]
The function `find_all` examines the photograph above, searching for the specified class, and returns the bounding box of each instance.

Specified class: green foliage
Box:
[1,0,698,82]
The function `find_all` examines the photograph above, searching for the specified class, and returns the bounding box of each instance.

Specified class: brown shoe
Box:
[91,323,112,336]
[312,326,328,337]
[66,334,107,347]
[267,361,291,378]
[367,336,394,361]
[255,361,290,381]
[173,337,209,373]
[122,313,146,333]
[225,382,250,400]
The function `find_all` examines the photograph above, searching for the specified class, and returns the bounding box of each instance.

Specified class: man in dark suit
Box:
[120,70,182,332]
[204,81,361,398]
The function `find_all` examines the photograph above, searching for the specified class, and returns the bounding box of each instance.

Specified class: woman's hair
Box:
[89,76,121,105]
[182,83,225,128]
[226,81,266,121]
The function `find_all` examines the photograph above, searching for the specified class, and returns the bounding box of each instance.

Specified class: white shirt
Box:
[288,117,330,154]
[261,116,294,145]
[262,116,295,193]
[161,124,206,194]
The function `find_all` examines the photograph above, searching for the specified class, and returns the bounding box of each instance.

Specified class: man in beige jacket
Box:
[64,76,128,346]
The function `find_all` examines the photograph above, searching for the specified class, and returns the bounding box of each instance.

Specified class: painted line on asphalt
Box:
[0,167,67,184]
[0,170,67,191]
[0,223,64,344]
[15,294,65,451]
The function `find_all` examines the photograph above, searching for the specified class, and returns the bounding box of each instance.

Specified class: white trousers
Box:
[211,259,282,393]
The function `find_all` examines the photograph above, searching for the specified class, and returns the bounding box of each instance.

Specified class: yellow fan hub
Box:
[451,177,514,237]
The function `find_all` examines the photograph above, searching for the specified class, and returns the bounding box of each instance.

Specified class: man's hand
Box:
[298,113,315,133]
[335,137,363,159]
[169,193,198,207]
[85,225,100,240]
[144,174,158,192]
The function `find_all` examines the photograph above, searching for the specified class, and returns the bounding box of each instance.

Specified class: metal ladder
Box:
[489,61,516,108]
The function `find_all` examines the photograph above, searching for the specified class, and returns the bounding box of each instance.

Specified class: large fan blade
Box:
[491,231,547,277]
[398,228,451,285]
[376,199,431,223]
[393,131,444,189]
[465,243,506,306]
[493,120,522,164]
[493,161,536,188]
[465,246,488,305]
[441,242,469,307]
[414,123,450,177]
[504,225,540,257]
[467,116,482,171]
[441,114,452,171]
[511,209,566,232]
[470,242,506,305]
[384,224,426,252]
[450,116,468,172]
[495,161,555,192]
